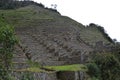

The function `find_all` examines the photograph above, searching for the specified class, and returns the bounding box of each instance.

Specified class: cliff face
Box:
[0,5,113,80]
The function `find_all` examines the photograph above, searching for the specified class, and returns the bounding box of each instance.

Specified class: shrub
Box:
[86,63,101,79]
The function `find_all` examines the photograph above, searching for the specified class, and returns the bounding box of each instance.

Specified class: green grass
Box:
[45,64,88,71]
[15,64,88,73]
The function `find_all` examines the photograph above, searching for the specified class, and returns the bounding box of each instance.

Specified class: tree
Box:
[51,4,57,10]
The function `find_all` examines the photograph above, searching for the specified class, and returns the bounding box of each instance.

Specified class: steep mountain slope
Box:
[0,5,112,44]
[0,5,114,80]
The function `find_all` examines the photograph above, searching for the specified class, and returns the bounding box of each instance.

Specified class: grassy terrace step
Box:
[14,64,88,73]
[12,62,27,63]
[43,60,66,66]
[13,56,26,58]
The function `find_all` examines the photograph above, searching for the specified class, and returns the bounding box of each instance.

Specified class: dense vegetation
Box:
[0,17,18,80]
[0,0,44,9]
[86,44,120,80]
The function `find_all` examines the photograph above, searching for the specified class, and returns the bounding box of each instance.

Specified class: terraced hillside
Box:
[80,25,112,45]
[0,5,114,80]
[0,5,112,44]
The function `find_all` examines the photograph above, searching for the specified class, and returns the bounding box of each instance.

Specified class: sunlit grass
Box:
[45,64,88,72]
[14,64,88,73]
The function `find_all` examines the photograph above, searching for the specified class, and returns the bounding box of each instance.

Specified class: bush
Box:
[86,63,101,79]
[92,53,120,80]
